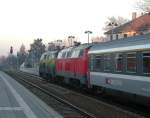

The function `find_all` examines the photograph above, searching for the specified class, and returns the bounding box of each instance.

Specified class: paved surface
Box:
[0,71,63,118]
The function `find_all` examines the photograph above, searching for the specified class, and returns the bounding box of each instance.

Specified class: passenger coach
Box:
[88,33,150,105]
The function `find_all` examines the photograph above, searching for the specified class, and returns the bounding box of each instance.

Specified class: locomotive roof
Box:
[42,50,58,55]
[73,43,92,50]
[89,33,150,54]
[60,44,91,52]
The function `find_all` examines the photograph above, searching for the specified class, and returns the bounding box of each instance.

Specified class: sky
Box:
[0,0,138,56]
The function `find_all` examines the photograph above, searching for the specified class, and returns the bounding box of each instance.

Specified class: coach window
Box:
[94,55,102,71]
[115,53,123,72]
[116,34,118,40]
[124,34,127,38]
[127,53,136,73]
[104,54,111,71]
[143,52,150,74]
[110,35,113,40]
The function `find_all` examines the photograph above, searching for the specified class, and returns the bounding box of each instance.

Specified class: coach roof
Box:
[89,33,150,54]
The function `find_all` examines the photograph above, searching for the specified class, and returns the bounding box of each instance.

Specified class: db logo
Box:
[105,78,111,84]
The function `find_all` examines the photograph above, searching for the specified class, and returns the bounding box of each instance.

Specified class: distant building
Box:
[91,36,106,43]
[63,36,77,47]
[105,12,150,41]
[48,42,55,51]
[48,40,64,51]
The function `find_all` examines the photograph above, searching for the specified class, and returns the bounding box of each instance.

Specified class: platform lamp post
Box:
[84,30,92,44]
[108,22,118,40]
[68,36,75,46]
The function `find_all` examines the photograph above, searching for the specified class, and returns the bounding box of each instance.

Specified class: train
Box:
[39,33,150,106]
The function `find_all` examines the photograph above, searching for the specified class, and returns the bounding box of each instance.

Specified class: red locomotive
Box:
[56,44,91,87]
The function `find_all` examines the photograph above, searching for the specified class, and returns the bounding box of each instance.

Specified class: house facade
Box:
[105,13,150,41]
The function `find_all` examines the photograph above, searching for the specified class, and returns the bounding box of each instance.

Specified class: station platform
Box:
[20,67,39,76]
[0,71,63,118]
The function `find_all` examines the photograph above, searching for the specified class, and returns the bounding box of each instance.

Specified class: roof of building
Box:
[89,33,150,54]
[105,13,150,34]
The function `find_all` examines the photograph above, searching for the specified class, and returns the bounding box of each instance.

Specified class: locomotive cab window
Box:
[143,52,150,74]
[44,55,47,59]
[54,52,58,58]
[71,49,80,58]
[115,53,123,72]
[79,50,83,57]
[40,54,45,61]
[47,55,49,59]
[62,52,66,58]
[57,51,63,59]
[126,52,136,73]
[66,50,72,58]
[51,54,55,58]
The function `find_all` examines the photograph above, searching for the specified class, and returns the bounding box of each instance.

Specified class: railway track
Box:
[5,70,147,118]
[6,71,96,118]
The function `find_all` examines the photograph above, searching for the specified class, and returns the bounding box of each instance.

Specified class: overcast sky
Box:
[0,0,138,56]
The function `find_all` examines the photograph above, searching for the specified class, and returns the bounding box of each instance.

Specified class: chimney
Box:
[132,12,137,20]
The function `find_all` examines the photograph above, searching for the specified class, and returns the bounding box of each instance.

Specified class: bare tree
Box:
[19,44,26,54]
[25,38,45,68]
[137,0,150,12]
[91,36,106,43]
[17,44,27,66]
[103,16,128,31]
